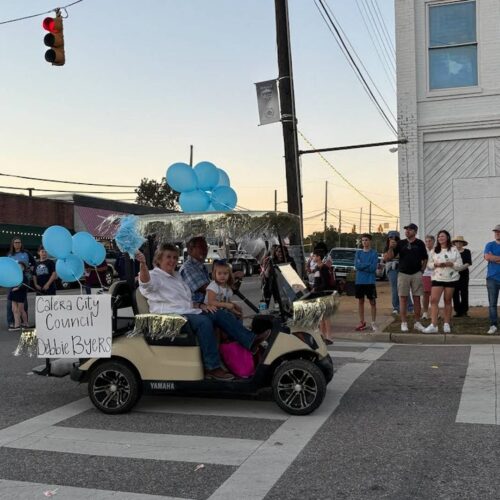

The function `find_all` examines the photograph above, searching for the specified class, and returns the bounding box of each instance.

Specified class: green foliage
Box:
[305,225,390,253]
[135,177,179,210]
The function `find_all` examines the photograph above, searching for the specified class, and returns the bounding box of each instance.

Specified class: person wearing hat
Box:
[383,223,427,333]
[452,235,472,317]
[484,225,500,335]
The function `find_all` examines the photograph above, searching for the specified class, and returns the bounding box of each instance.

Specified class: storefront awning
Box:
[74,205,126,240]
[0,223,47,250]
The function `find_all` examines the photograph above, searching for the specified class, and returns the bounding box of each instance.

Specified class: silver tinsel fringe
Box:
[14,329,38,357]
[129,314,187,340]
[290,292,340,330]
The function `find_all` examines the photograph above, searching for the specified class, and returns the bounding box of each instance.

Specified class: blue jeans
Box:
[387,269,413,313]
[185,309,255,370]
[487,278,500,327]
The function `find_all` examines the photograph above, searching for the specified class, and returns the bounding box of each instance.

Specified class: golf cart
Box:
[66,212,335,415]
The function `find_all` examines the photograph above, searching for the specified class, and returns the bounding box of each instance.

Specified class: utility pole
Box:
[323,181,328,240]
[359,207,362,234]
[274,0,302,223]
[274,190,277,211]
[338,210,342,246]
[369,202,372,234]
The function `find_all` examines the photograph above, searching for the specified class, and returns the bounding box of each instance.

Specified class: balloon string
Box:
[94,266,106,291]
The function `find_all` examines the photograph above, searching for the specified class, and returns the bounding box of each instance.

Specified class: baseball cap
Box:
[387,230,399,238]
[493,224,500,232]
[404,223,418,231]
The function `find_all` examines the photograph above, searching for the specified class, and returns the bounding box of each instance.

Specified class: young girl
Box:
[311,248,334,345]
[205,260,243,319]
[8,262,29,331]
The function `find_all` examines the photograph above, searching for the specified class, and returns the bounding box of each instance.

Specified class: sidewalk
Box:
[329,281,500,345]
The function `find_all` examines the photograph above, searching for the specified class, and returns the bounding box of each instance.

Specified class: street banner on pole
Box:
[255,79,280,125]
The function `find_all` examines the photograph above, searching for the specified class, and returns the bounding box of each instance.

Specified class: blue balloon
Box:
[85,242,106,267]
[72,232,97,262]
[211,186,237,211]
[217,168,230,187]
[166,162,198,193]
[179,189,210,213]
[56,255,84,283]
[206,203,217,212]
[194,161,219,190]
[0,257,23,287]
[42,225,73,259]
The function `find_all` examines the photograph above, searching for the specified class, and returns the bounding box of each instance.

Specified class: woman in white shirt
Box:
[423,230,463,334]
[136,244,269,381]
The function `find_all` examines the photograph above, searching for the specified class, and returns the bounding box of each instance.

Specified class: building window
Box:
[428,1,477,90]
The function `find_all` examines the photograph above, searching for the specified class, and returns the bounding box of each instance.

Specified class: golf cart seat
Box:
[134,289,198,347]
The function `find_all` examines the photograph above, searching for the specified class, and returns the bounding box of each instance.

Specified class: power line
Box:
[371,0,396,54]
[0,185,134,194]
[0,172,136,188]
[0,0,84,25]
[313,0,397,136]
[298,130,397,217]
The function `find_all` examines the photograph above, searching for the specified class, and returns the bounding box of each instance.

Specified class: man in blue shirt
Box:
[354,234,379,332]
[485,225,500,335]
[180,236,211,306]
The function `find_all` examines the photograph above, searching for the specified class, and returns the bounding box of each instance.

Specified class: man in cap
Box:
[485,225,500,335]
[383,223,427,333]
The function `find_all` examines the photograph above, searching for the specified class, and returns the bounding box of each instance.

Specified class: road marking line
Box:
[0,398,92,447]
[207,345,391,500]
[6,426,263,466]
[136,396,288,420]
[456,345,499,425]
[0,479,188,500]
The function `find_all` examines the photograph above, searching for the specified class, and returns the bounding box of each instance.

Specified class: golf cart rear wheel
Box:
[88,361,140,414]
[272,359,326,415]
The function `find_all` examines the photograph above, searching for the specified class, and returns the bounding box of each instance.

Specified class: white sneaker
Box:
[392,309,399,315]
[487,325,498,335]
[423,324,438,334]
[443,323,451,333]
[414,321,425,332]
[422,312,428,320]
[401,322,409,333]
[371,322,377,332]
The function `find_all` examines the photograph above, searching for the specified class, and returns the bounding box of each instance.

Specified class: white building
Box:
[396,0,500,305]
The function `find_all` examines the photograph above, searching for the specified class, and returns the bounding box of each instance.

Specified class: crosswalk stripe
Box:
[136,395,288,420]
[0,479,188,500]
[6,426,263,466]
[456,345,500,425]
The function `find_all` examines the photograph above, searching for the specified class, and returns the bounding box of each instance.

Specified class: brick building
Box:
[0,192,171,254]
[396,0,500,305]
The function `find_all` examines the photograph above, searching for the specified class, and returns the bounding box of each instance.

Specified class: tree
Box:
[135,177,179,210]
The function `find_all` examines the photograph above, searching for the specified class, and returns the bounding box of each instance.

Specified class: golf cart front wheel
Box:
[272,359,326,415]
[88,360,140,414]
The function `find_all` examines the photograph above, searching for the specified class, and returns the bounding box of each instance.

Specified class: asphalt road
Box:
[1,282,500,499]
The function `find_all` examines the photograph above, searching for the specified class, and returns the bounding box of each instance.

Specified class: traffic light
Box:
[43,11,65,66]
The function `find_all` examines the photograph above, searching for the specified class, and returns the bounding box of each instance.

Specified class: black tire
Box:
[272,359,326,415]
[88,360,140,414]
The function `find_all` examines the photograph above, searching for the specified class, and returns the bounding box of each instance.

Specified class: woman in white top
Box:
[421,235,435,320]
[423,230,463,334]
[136,244,269,381]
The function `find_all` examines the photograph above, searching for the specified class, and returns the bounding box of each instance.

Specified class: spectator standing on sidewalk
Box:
[423,230,462,334]
[6,236,36,328]
[383,231,414,315]
[354,234,379,332]
[311,247,334,345]
[452,236,472,318]
[33,246,57,296]
[485,225,500,335]
[383,223,427,333]
[422,235,435,320]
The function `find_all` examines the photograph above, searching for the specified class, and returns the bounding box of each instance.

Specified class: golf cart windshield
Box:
[273,263,308,315]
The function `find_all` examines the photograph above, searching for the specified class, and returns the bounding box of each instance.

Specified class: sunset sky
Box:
[0,0,399,235]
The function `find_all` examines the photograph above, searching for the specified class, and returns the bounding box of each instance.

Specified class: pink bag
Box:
[219,342,255,378]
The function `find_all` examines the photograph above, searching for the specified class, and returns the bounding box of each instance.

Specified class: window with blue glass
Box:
[429,1,477,90]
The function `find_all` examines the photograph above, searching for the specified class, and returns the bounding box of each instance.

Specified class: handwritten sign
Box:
[35,295,112,359]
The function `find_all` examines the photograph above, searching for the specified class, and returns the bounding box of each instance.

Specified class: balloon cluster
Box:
[42,226,106,283]
[166,161,237,213]
[0,257,23,288]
